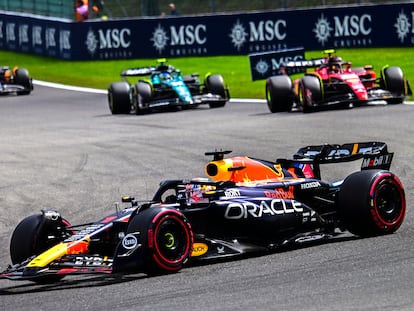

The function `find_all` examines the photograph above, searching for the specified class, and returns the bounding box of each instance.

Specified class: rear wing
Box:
[279,142,394,179]
[120,67,155,77]
[120,59,174,77]
[281,58,325,72]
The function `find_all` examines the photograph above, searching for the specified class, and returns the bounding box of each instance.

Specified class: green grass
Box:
[1,47,413,99]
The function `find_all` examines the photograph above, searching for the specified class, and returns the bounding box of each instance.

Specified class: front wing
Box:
[0,255,114,281]
[143,93,226,109]
[0,83,30,95]
[309,87,405,108]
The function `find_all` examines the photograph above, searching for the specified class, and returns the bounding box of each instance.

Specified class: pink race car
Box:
[265,49,412,113]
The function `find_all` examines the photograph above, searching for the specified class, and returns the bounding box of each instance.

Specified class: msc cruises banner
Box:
[248,47,305,81]
[0,2,413,60]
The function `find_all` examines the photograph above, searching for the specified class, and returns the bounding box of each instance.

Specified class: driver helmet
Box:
[328,56,342,64]
[160,72,171,81]
[181,182,215,206]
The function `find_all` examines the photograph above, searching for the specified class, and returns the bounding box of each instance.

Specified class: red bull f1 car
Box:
[108,58,230,115]
[266,49,412,113]
[0,66,33,95]
[0,142,406,282]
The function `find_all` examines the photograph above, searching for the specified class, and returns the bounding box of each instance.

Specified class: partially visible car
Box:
[108,58,230,114]
[0,66,33,95]
[266,49,412,113]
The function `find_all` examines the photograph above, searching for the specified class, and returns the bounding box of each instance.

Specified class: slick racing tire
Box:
[14,68,32,95]
[134,81,152,115]
[126,208,193,275]
[338,170,406,237]
[108,82,131,114]
[265,76,293,113]
[10,212,73,283]
[299,75,322,113]
[381,66,405,104]
[205,74,228,108]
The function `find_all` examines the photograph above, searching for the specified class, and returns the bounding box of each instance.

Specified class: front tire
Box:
[338,170,406,237]
[205,74,228,108]
[381,66,406,104]
[265,76,293,113]
[298,75,322,113]
[108,82,131,114]
[10,212,73,283]
[134,81,152,115]
[126,208,193,275]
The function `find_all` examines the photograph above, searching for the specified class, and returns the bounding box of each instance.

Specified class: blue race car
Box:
[108,59,230,114]
[0,142,405,282]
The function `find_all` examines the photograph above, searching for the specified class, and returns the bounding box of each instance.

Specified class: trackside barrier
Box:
[0,2,413,61]
[248,47,306,81]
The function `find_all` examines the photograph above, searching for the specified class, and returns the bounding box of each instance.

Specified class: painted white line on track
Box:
[34,80,107,94]
[33,79,265,103]
[32,80,413,105]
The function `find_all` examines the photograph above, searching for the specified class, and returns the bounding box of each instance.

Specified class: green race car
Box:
[108,59,230,114]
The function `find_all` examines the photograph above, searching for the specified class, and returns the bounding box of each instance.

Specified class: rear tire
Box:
[126,208,193,275]
[265,76,293,113]
[14,68,32,95]
[299,75,322,113]
[108,82,131,114]
[338,170,406,237]
[205,74,228,108]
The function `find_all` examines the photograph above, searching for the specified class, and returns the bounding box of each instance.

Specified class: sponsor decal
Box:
[229,19,287,52]
[46,28,56,49]
[67,223,106,241]
[43,210,61,221]
[18,24,29,47]
[361,154,393,169]
[313,14,333,46]
[300,181,321,190]
[59,30,71,50]
[6,22,16,48]
[151,23,207,56]
[224,199,303,219]
[313,13,373,48]
[295,233,326,243]
[225,189,241,198]
[264,186,294,199]
[191,243,208,257]
[302,210,317,223]
[248,47,305,80]
[123,68,152,76]
[74,256,112,266]
[152,24,169,53]
[59,29,71,58]
[217,246,225,254]
[85,29,98,55]
[394,10,413,43]
[229,20,248,51]
[85,27,132,59]
[122,234,138,249]
[254,59,269,76]
[32,25,42,47]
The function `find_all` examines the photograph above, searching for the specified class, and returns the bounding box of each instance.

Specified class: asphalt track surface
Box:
[0,84,413,311]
